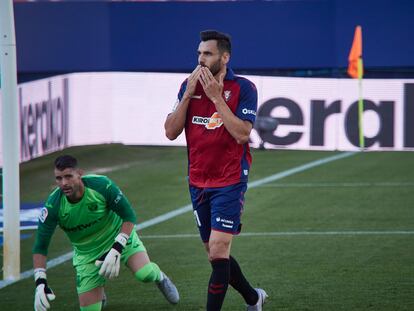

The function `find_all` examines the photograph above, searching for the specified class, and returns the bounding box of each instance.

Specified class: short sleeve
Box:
[171,80,188,112]
[235,78,258,125]
[178,80,187,101]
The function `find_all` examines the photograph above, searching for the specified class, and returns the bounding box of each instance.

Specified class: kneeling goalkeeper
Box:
[32,155,179,311]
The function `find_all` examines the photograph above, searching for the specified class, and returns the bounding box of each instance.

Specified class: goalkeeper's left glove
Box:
[34,268,56,311]
[95,232,129,279]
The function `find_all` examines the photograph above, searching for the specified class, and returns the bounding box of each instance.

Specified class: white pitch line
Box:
[248,152,355,188]
[0,151,355,289]
[135,152,357,229]
[88,162,139,174]
[258,182,414,188]
[140,231,414,239]
[0,252,73,289]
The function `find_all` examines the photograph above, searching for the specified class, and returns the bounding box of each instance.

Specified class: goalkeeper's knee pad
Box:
[80,301,102,311]
[135,262,161,283]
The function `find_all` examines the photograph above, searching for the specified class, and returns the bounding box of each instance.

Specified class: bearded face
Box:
[204,58,223,76]
[198,40,228,76]
[54,167,84,202]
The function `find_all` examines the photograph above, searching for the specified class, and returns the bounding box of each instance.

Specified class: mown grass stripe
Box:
[0,151,355,289]
[139,231,414,239]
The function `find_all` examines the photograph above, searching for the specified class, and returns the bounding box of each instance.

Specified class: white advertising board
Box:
[1,72,413,165]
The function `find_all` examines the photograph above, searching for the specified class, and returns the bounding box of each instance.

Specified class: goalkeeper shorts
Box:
[75,230,147,294]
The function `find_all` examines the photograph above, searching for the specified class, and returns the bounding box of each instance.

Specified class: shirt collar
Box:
[225,68,235,80]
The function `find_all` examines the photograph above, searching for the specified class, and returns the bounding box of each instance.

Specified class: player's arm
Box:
[32,203,58,311]
[33,254,56,311]
[164,65,202,140]
[34,253,47,269]
[119,221,134,237]
[212,99,252,145]
[199,67,254,144]
[95,179,137,279]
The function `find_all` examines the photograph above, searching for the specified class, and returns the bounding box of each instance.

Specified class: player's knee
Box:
[208,239,231,261]
[134,262,161,283]
[80,301,102,311]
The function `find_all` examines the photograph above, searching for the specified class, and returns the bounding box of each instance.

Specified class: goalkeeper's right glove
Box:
[34,268,56,311]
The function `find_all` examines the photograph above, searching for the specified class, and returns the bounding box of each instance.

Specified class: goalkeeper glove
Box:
[95,232,129,279]
[34,268,56,311]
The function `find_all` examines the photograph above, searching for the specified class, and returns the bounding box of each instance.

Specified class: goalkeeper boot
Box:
[156,271,179,304]
[247,288,268,311]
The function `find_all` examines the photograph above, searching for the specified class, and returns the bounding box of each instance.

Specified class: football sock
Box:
[207,258,230,311]
[80,301,102,311]
[229,255,259,306]
[135,262,161,283]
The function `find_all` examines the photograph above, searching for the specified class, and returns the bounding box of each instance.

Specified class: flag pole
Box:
[357,58,364,149]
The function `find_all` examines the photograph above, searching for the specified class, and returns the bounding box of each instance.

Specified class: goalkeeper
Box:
[32,155,179,311]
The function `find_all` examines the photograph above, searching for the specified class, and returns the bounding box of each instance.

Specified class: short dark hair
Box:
[54,155,78,170]
[200,30,231,55]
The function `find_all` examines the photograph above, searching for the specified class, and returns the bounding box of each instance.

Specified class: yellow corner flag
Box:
[348,25,364,149]
[348,25,363,79]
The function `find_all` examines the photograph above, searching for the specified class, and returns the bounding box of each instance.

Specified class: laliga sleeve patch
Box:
[114,191,124,205]
[172,98,179,112]
[39,207,48,223]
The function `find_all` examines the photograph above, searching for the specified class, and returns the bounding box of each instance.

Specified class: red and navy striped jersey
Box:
[177,68,257,188]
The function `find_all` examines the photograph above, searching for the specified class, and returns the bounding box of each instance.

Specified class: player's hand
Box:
[199,67,225,104]
[95,232,129,279]
[183,65,202,98]
[34,268,56,311]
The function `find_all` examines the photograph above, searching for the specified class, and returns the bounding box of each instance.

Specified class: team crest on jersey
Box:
[192,112,223,130]
[87,203,98,211]
[39,207,48,223]
[223,90,231,102]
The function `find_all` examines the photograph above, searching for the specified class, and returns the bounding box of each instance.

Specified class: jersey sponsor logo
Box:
[242,108,257,116]
[191,95,202,99]
[39,207,48,223]
[60,216,104,232]
[216,217,234,229]
[224,90,231,102]
[216,217,234,224]
[192,112,223,130]
[206,112,223,129]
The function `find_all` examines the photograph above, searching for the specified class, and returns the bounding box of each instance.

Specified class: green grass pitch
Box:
[1,144,413,310]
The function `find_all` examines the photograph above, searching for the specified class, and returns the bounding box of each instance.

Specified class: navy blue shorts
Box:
[189,182,247,242]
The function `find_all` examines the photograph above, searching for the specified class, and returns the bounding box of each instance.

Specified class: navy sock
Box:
[229,255,259,306]
[207,258,230,311]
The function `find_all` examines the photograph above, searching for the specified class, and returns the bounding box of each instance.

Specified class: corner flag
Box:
[348,25,364,149]
[348,25,363,79]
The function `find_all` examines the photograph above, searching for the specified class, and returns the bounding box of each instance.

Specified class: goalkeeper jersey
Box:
[32,174,137,266]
